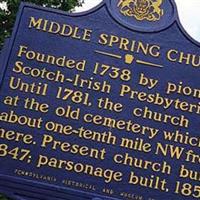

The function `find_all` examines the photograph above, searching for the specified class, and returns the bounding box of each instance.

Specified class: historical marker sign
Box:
[0,0,199,199]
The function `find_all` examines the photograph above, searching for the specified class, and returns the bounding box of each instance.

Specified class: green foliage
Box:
[0,194,10,200]
[0,0,84,49]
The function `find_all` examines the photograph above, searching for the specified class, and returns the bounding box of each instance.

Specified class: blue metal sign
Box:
[0,0,199,199]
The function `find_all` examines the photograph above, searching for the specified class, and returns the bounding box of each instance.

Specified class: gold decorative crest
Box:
[117,0,164,21]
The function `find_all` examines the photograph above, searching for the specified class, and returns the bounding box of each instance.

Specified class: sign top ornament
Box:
[108,0,175,32]
[117,0,164,21]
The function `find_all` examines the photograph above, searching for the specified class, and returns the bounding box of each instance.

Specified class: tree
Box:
[0,194,10,200]
[0,0,84,49]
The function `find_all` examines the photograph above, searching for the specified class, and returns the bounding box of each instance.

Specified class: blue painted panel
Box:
[0,1,199,200]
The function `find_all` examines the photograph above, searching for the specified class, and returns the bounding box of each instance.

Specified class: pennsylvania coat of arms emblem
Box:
[117,0,164,21]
